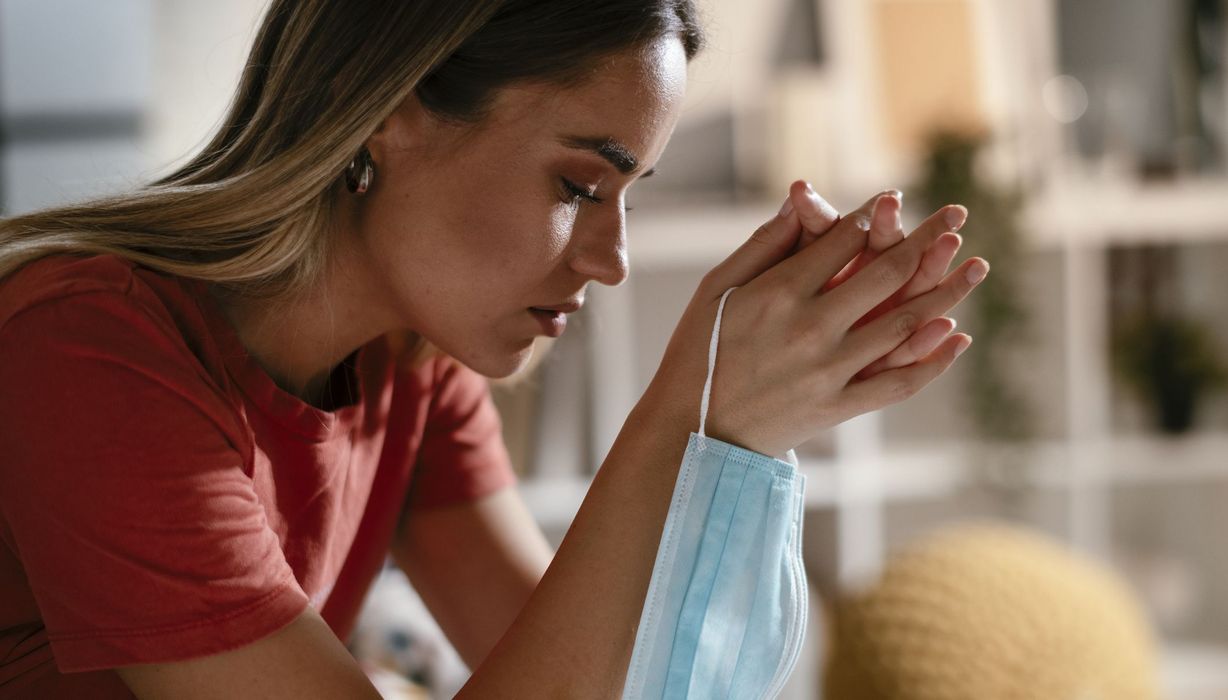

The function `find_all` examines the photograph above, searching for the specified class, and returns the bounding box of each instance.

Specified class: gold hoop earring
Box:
[345,147,375,194]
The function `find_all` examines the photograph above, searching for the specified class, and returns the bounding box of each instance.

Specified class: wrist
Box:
[632,376,700,436]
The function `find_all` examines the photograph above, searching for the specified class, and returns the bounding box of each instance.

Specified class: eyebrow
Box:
[558,135,656,178]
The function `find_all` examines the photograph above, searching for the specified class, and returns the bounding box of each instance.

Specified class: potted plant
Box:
[1112,312,1228,433]
[916,130,1036,446]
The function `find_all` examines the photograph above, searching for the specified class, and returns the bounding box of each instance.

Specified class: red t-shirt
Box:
[0,254,517,698]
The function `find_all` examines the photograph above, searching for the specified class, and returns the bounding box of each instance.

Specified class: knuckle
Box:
[787,319,815,348]
[763,282,794,313]
[811,313,842,345]
[886,377,919,403]
[875,253,914,288]
[810,364,844,396]
[748,223,774,246]
[751,273,783,299]
[893,311,921,339]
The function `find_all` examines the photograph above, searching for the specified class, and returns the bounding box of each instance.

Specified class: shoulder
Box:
[2,252,138,304]
[0,253,243,438]
[1,252,181,329]
[0,252,223,370]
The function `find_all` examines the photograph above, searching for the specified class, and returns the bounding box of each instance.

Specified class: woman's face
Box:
[349,36,687,378]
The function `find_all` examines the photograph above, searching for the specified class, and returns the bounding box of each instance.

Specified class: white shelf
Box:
[857,432,1228,493]
[622,175,1228,276]
[1024,175,1228,249]
[519,432,1228,531]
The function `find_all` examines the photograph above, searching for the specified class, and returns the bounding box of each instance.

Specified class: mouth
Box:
[530,299,584,314]
[528,307,568,337]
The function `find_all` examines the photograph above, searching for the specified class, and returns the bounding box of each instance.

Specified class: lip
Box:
[528,308,567,337]
[530,298,584,314]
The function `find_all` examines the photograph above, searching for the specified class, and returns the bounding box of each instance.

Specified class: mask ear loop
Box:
[698,286,800,468]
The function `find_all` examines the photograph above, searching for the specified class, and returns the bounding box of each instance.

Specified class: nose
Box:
[568,210,629,287]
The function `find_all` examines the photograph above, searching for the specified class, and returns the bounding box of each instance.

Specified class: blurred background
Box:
[3,0,1226,697]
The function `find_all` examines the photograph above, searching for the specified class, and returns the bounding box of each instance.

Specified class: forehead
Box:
[477,37,688,165]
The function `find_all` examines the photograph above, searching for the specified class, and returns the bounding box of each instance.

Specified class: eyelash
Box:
[560,177,635,212]
[560,177,603,205]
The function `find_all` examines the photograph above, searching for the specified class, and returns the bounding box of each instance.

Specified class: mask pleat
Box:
[726,473,798,698]
[758,479,809,699]
[685,457,776,696]
[634,436,721,695]
[622,435,809,700]
[662,448,750,695]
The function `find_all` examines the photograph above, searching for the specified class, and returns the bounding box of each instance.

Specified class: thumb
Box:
[704,195,801,292]
[790,180,842,254]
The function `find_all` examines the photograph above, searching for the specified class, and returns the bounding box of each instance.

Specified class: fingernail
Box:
[779,195,794,217]
[945,205,968,231]
[965,260,989,284]
[954,336,972,358]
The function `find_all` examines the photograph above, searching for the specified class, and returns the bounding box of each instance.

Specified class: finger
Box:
[818,204,968,328]
[821,249,880,293]
[800,185,898,250]
[837,256,987,376]
[770,190,899,296]
[820,193,903,291]
[704,195,803,292]
[855,316,956,380]
[867,191,903,253]
[849,231,963,329]
[790,180,840,252]
[836,334,972,418]
[898,231,961,300]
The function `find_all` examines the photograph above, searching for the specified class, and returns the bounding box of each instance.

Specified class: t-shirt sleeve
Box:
[0,291,309,673]
[405,357,518,510]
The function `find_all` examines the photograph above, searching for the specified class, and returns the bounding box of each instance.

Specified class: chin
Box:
[444,338,536,380]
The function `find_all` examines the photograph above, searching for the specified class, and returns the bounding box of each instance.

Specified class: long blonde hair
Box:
[0,0,704,369]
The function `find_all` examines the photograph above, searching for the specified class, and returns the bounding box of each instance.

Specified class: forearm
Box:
[457,387,695,698]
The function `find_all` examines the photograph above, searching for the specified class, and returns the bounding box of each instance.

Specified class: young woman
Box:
[0,1,986,697]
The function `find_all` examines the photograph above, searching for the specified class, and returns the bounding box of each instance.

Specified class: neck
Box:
[208,246,396,408]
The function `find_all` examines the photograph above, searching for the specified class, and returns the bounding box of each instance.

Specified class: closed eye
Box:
[560,177,604,205]
[560,177,641,212]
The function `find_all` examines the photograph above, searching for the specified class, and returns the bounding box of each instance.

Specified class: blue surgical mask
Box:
[623,286,809,700]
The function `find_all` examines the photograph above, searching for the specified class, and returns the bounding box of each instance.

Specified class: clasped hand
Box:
[648,180,990,458]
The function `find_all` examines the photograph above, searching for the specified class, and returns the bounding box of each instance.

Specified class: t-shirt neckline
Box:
[186,278,365,442]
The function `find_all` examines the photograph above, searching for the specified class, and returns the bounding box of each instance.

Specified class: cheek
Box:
[363,162,577,317]
[542,208,575,259]
[448,190,574,278]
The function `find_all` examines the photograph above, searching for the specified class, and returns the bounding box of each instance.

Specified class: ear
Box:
[365,92,439,164]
